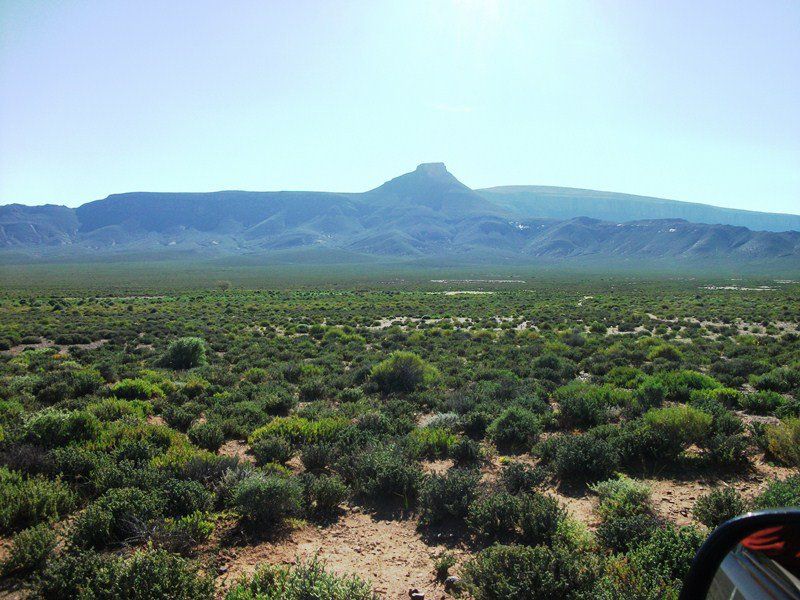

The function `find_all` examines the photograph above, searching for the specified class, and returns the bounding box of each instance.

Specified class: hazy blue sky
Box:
[1,1,798,213]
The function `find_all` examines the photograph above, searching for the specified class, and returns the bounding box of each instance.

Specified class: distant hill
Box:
[479,185,800,232]
[2,163,799,267]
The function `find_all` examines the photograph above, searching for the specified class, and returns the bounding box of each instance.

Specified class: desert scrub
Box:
[0,522,57,576]
[232,472,303,530]
[225,556,379,600]
[71,486,164,549]
[36,547,214,599]
[0,467,77,533]
[304,473,349,515]
[467,491,564,546]
[463,543,600,600]
[590,474,652,520]
[752,475,800,509]
[160,337,208,369]
[486,405,541,453]
[419,468,481,524]
[406,426,456,459]
[692,487,747,528]
[763,418,800,467]
[350,445,423,507]
[369,351,438,394]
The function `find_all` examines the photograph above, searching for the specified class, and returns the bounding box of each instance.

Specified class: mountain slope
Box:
[480,185,800,232]
[2,164,799,267]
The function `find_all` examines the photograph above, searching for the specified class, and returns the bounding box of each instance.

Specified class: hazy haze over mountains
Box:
[1,164,799,266]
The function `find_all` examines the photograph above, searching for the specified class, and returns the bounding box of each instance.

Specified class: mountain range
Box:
[2,163,799,266]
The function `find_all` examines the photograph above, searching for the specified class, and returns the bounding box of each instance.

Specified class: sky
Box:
[0,1,798,213]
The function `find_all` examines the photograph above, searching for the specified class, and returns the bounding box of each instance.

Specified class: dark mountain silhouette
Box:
[2,163,799,266]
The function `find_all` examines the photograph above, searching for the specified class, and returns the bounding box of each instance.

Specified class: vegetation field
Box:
[1,272,799,599]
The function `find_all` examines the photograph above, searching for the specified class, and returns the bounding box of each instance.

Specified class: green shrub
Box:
[643,405,712,445]
[161,337,208,370]
[37,548,214,600]
[1,522,57,576]
[350,446,423,507]
[596,513,661,553]
[188,420,225,451]
[249,416,348,448]
[420,468,480,524]
[764,418,800,466]
[657,370,721,402]
[251,435,293,465]
[590,474,652,521]
[86,398,152,421]
[109,378,164,400]
[71,487,163,548]
[467,491,563,546]
[225,556,378,600]
[463,543,599,600]
[161,478,213,517]
[555,383,623,428]
[232,473,302,529]
[305,474,349,514]
[450,436,481,465]
[692,487,746,528]
[553,434,619,484]
[0,467,77,533]
[499,461,547,495]
[604,524,705,598]
[487,406,541,453]
[753,475,800,509]
[24,409,101,447]
[370,351,438,394]
[407,427,456,459]
[300,442,335,472]
[150,511,215,553]
[750,365,800,393]
[739,390,783,414]
[434,551,457,581]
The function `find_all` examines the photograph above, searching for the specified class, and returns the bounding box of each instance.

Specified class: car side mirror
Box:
[679,509,800,600]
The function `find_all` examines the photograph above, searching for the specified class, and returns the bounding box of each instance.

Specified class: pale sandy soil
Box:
[215,508,465,600]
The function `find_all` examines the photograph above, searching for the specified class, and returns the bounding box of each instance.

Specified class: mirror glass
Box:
[707,525,800,599]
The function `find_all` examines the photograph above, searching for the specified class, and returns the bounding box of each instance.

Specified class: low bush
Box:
[591,474,652,520]
[552,434,619,484]
[370,351,438,394]
[419,468,480,524]
[753,475,800,509]
[596,513,661,553]
[463,543,600,600]
[0,467,77,533]
[738,390,783,415]
[71,487,163,548]
[763,418,800,467]
[225,556,378,600]
[467,491,563,546]
[598,524,704,599]
[161,337,208,370]
[406,427,456,459]
[161,478,213,517]
[24,409,100,448]
[232,473,302,529]
[499,461,547,495]
[0,522,57,576]
[109,378,164,400]
[251,435,293,465]
[450,436,481,465]
[487,406,541,453]
[188,420,225,451]
[37,547,214,600]
[692,487,746,528]
[305,474,349,514]
[350,446,423,507]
